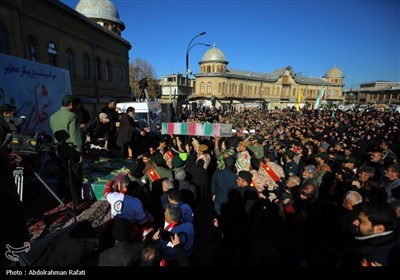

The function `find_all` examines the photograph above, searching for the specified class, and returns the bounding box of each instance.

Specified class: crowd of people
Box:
[3,95,400,267]
[86,102,400,266]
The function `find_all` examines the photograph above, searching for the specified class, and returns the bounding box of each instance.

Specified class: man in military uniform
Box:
[214,135,236,170]
[247,136,264,161]
[235,140,251,172]
[50,95,83,206]
[260,150,285,201]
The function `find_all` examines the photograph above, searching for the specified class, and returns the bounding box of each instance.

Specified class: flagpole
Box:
[314,85,325,110]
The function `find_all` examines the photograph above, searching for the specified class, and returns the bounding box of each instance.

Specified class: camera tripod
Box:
[12,155,65,207]
[137,87,149,102]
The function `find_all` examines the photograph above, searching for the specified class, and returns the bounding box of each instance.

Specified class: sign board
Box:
[162,122,232,137]
[147,99,161,111]
[0,53,71,136]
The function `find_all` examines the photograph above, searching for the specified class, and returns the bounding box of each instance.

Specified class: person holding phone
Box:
[152,203,194,265]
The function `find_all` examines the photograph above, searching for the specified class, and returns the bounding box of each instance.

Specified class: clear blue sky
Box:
[63,0,399,89]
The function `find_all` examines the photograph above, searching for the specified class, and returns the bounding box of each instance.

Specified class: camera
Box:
[263,178,292,202]
[2,117,54,156]
[138,77,149,89]
[159,229,174,241]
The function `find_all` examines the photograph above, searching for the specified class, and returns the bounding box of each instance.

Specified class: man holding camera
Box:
[50,94,83,207]
[0,104,16,144]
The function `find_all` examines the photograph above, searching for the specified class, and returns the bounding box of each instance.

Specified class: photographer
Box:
[0,104,16,144]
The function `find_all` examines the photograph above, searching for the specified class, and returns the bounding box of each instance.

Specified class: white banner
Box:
[0,54,71,136]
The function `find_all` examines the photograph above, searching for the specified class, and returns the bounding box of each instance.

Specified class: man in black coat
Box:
[336,202,400,266]
[98,219,142,266]
[116,107,140,159]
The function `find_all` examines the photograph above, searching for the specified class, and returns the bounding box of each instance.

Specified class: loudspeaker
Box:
[19,220,98,266]
[161,103,173,122]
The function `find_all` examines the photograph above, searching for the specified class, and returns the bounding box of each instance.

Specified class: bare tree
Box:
[129,58,159,99]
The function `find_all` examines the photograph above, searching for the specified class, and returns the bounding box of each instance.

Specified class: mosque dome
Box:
[76,0,125,31]
[201,45,227,63]
[324,65,344,78]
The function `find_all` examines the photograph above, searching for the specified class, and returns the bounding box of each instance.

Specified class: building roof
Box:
[48,0,130,46]
[294,75,331,86]
[324,65,344,78]
[76,0,125,30]
[197,66,331,86]
[200,45,228,64]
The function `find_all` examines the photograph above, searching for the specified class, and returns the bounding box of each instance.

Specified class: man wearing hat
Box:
[341,156,357,176]
[214,135,236,170]
[193,140,210,170]
[247,136,264,160]
[235,140,251,173]
[355,165,377,197]
[50,94,83,206]
[171,155,185,173]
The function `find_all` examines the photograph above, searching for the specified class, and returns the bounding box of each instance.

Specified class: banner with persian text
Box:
[0,53,71,136]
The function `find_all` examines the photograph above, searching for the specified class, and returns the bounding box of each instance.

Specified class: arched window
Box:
[97,56,102,80]
[200,82,205,94]
[83,53,90,78]
[207,82,212,94]
[66,48,75,76]
[26,35,38,61]
[0,21,9,54]
[105,60,112,81]
[115,64,124,83]
[239,83,244,96]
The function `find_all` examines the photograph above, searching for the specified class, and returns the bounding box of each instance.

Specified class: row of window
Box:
[0,24,124,83]
[200,64,227,73]
[368,93,400,101]
[199,81,339,98]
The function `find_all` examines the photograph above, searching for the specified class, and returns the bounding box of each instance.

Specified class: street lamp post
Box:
[185,32,207,89]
